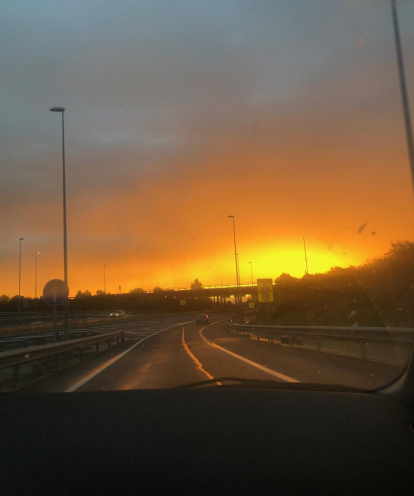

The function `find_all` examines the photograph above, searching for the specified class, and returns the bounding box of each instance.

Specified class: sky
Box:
[1,0,414,297]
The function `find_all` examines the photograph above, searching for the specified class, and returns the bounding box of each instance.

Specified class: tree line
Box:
[258,241,414,327]
[0,279,209,313]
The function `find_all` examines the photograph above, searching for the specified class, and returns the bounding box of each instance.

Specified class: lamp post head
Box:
[50,107,65,112]
[228,215,234,218]
[20,238,24,241]
[36,251,40,255]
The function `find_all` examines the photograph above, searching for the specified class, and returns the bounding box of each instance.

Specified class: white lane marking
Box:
[199,323,299,383]
[65,321,195,392]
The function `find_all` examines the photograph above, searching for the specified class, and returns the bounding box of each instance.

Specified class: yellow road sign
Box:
[248,302,254,309]
[257,278,273,303]
[180,300,186,305]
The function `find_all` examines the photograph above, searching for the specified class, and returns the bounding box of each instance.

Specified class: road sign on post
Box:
[180,300,186,306]
[43,279,69,343]
[43,279,69,306]
[257,279,273,303]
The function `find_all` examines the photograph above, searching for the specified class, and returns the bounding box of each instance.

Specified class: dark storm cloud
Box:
[1,0,414,295]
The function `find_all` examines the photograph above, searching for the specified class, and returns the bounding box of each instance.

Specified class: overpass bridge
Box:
[159,283,261,300]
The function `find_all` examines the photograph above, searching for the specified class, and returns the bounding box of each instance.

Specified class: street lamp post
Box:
[104,265,107,311]
[34,252,40,312]
[228,215,240,309]
[104,265,108,329]
[228,216,239,287]
[18,238,24,314]
[303,237,309,275]
[50,107,69,339]
[248,261,253,286]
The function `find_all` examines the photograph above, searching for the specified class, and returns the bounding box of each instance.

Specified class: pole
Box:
[104,265,106,313]
[249,262,253,286]
[53,306,58,343]
[104,265,107,329]
[61,111,69,340]
[303,237,309,275]
[34,252,39,313]
[228,215,239,310]
[18,238,24,314]
[391,0,414,195]
[233,219,239,286]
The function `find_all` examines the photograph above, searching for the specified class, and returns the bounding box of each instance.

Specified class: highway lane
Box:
[68,317,279,391]
[201,321,404,389]
[17,317,197,393]
[19,315,405,393]
[21,315,277,393]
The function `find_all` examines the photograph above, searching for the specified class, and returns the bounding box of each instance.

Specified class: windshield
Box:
[1,0,414,394]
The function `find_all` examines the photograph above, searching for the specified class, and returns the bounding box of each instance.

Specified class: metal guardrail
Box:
[0,330,98,353]
[0,315,132,338]
[0,330,125,371]
[225,321,414,363]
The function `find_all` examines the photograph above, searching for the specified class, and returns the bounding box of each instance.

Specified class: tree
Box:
[0,295,10,302]
[76,290,92,298]
[153,286,164,293]
[130,288,145,294]
[275,273,298,287]
[191,278,203,290]
[96,289,105,296]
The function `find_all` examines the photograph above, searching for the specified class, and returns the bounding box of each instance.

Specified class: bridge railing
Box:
[150,283,258,292]
[225,321,414,367]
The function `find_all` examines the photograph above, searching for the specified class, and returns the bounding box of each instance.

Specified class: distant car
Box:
[196,314,210,325]
[109,310,126,317]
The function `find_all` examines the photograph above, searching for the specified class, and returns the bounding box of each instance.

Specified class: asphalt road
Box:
[20,314,404,393]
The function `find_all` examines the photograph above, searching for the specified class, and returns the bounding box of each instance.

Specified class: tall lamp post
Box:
[104,265,107,312]
[248,261,253,286]
[34,251,40,312]
[50,106,69,339]
[303,237,309,275]
[228,215,240,309]
[18,237,24,314]
[228,216,239,287]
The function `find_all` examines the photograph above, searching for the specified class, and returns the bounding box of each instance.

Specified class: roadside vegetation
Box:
[254,241,414,327]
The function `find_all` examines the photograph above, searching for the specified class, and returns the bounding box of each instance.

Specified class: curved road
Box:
[21,315,403,393]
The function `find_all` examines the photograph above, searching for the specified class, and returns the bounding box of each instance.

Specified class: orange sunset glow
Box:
[1,0,414,298]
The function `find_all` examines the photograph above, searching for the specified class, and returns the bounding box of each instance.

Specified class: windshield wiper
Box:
[176,377,367,392]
